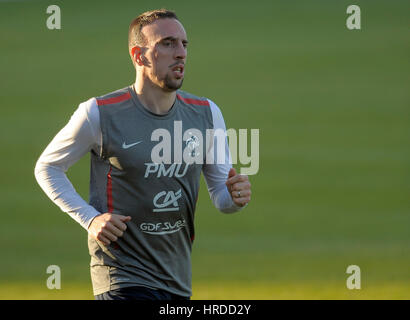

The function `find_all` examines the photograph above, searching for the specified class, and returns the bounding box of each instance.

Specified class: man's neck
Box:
[133,80,176,115]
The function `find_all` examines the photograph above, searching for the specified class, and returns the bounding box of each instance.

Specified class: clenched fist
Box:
[225,168,251,207]
[88,213,132,246]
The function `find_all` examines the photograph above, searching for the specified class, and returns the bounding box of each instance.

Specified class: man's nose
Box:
[174,41,187,60]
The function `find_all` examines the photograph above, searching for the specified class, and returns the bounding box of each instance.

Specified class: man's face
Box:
[140,18,188,91]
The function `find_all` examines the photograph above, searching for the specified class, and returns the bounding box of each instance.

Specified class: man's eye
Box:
[163,41,172,47]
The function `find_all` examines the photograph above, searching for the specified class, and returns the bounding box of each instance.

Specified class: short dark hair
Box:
[128,9,179,50]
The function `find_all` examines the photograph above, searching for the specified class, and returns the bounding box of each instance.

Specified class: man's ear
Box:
[131,46,143,66]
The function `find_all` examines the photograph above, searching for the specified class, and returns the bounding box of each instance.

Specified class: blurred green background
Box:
[0,0,409,299]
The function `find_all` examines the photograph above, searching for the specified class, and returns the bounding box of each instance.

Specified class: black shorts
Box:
[95,286,190,301]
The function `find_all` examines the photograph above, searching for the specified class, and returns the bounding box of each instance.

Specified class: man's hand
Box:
[225,168,251,207]
[88,213,132,246]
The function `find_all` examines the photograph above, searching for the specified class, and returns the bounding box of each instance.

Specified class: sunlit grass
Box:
[0,282,93,300]
[1,281,409,300]
[193,281,410,300]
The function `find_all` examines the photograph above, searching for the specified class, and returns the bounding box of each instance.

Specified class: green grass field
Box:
[0,0,409,299]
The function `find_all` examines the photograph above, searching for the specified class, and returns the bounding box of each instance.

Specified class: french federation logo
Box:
[185,133,200,157]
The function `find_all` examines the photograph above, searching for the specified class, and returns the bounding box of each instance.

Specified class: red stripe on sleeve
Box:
[97,92,131,106]
[107,166,113,213]
[177,94,209,106]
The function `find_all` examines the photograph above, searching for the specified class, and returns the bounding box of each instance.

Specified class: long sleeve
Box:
[34,98,102,229]
[202,99,244,213]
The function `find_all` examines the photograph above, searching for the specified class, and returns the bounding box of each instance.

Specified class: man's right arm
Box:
[34,98,131,244]
[34,98,102,229]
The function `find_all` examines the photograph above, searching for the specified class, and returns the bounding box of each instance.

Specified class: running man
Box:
[35,9,251,300]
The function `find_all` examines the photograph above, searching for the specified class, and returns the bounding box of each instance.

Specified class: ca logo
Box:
[153,189,182,212]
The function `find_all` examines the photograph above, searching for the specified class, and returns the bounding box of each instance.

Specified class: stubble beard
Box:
[163,74,184,92]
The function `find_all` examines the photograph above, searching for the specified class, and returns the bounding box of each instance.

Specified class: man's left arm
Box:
[202,100,251,213]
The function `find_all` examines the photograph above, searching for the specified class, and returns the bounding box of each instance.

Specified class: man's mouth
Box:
[171,64,184,78]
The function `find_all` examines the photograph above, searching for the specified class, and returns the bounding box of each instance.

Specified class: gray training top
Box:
[89,86,236,296]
